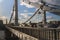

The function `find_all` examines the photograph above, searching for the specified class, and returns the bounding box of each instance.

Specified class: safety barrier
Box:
[6,26,60,40]
[6,26,38,40]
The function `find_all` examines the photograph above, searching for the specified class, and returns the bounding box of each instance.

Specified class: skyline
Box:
[0,0,60,23]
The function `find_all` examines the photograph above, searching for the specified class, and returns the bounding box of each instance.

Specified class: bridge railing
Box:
[6,26,60,40]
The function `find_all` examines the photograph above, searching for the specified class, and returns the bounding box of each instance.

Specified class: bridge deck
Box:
[5,25,60,40]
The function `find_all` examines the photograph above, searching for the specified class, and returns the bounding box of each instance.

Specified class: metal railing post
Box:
[54,29,57,40]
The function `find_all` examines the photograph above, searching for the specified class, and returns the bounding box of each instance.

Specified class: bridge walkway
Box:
[5,25,60,40]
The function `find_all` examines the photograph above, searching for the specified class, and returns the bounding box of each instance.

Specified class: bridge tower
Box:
[42,10,46,26]
[14,0,18,26]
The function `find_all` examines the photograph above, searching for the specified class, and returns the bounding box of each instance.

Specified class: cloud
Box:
[20,13,33,19]
[46,16,53,19]
[0,16,7,24]
[20,1,34,8]
[19,13,29,22]
[24,10,28,13]
[29,0,39,2]
[19,13,34,22]
[0,16,7,20]
[20,13,28,18]
[19,12,42,23]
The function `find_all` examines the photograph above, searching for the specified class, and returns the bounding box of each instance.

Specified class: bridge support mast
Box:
[42,10,46,26]
[40,2,47,26]
[14,0,18,26]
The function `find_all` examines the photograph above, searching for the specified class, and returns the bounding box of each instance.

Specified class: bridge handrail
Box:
[5,26,60,40]
[10,26,60,30]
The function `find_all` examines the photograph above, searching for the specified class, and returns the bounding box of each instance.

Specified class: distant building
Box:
[0,16,8,24]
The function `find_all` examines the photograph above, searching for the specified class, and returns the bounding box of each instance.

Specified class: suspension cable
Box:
[24,8,41,23]
[9,6,14,24]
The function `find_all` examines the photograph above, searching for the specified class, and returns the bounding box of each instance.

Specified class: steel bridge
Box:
[1,0,60,40]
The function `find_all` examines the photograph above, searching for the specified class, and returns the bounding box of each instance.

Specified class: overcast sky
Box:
[0,0,60,23]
